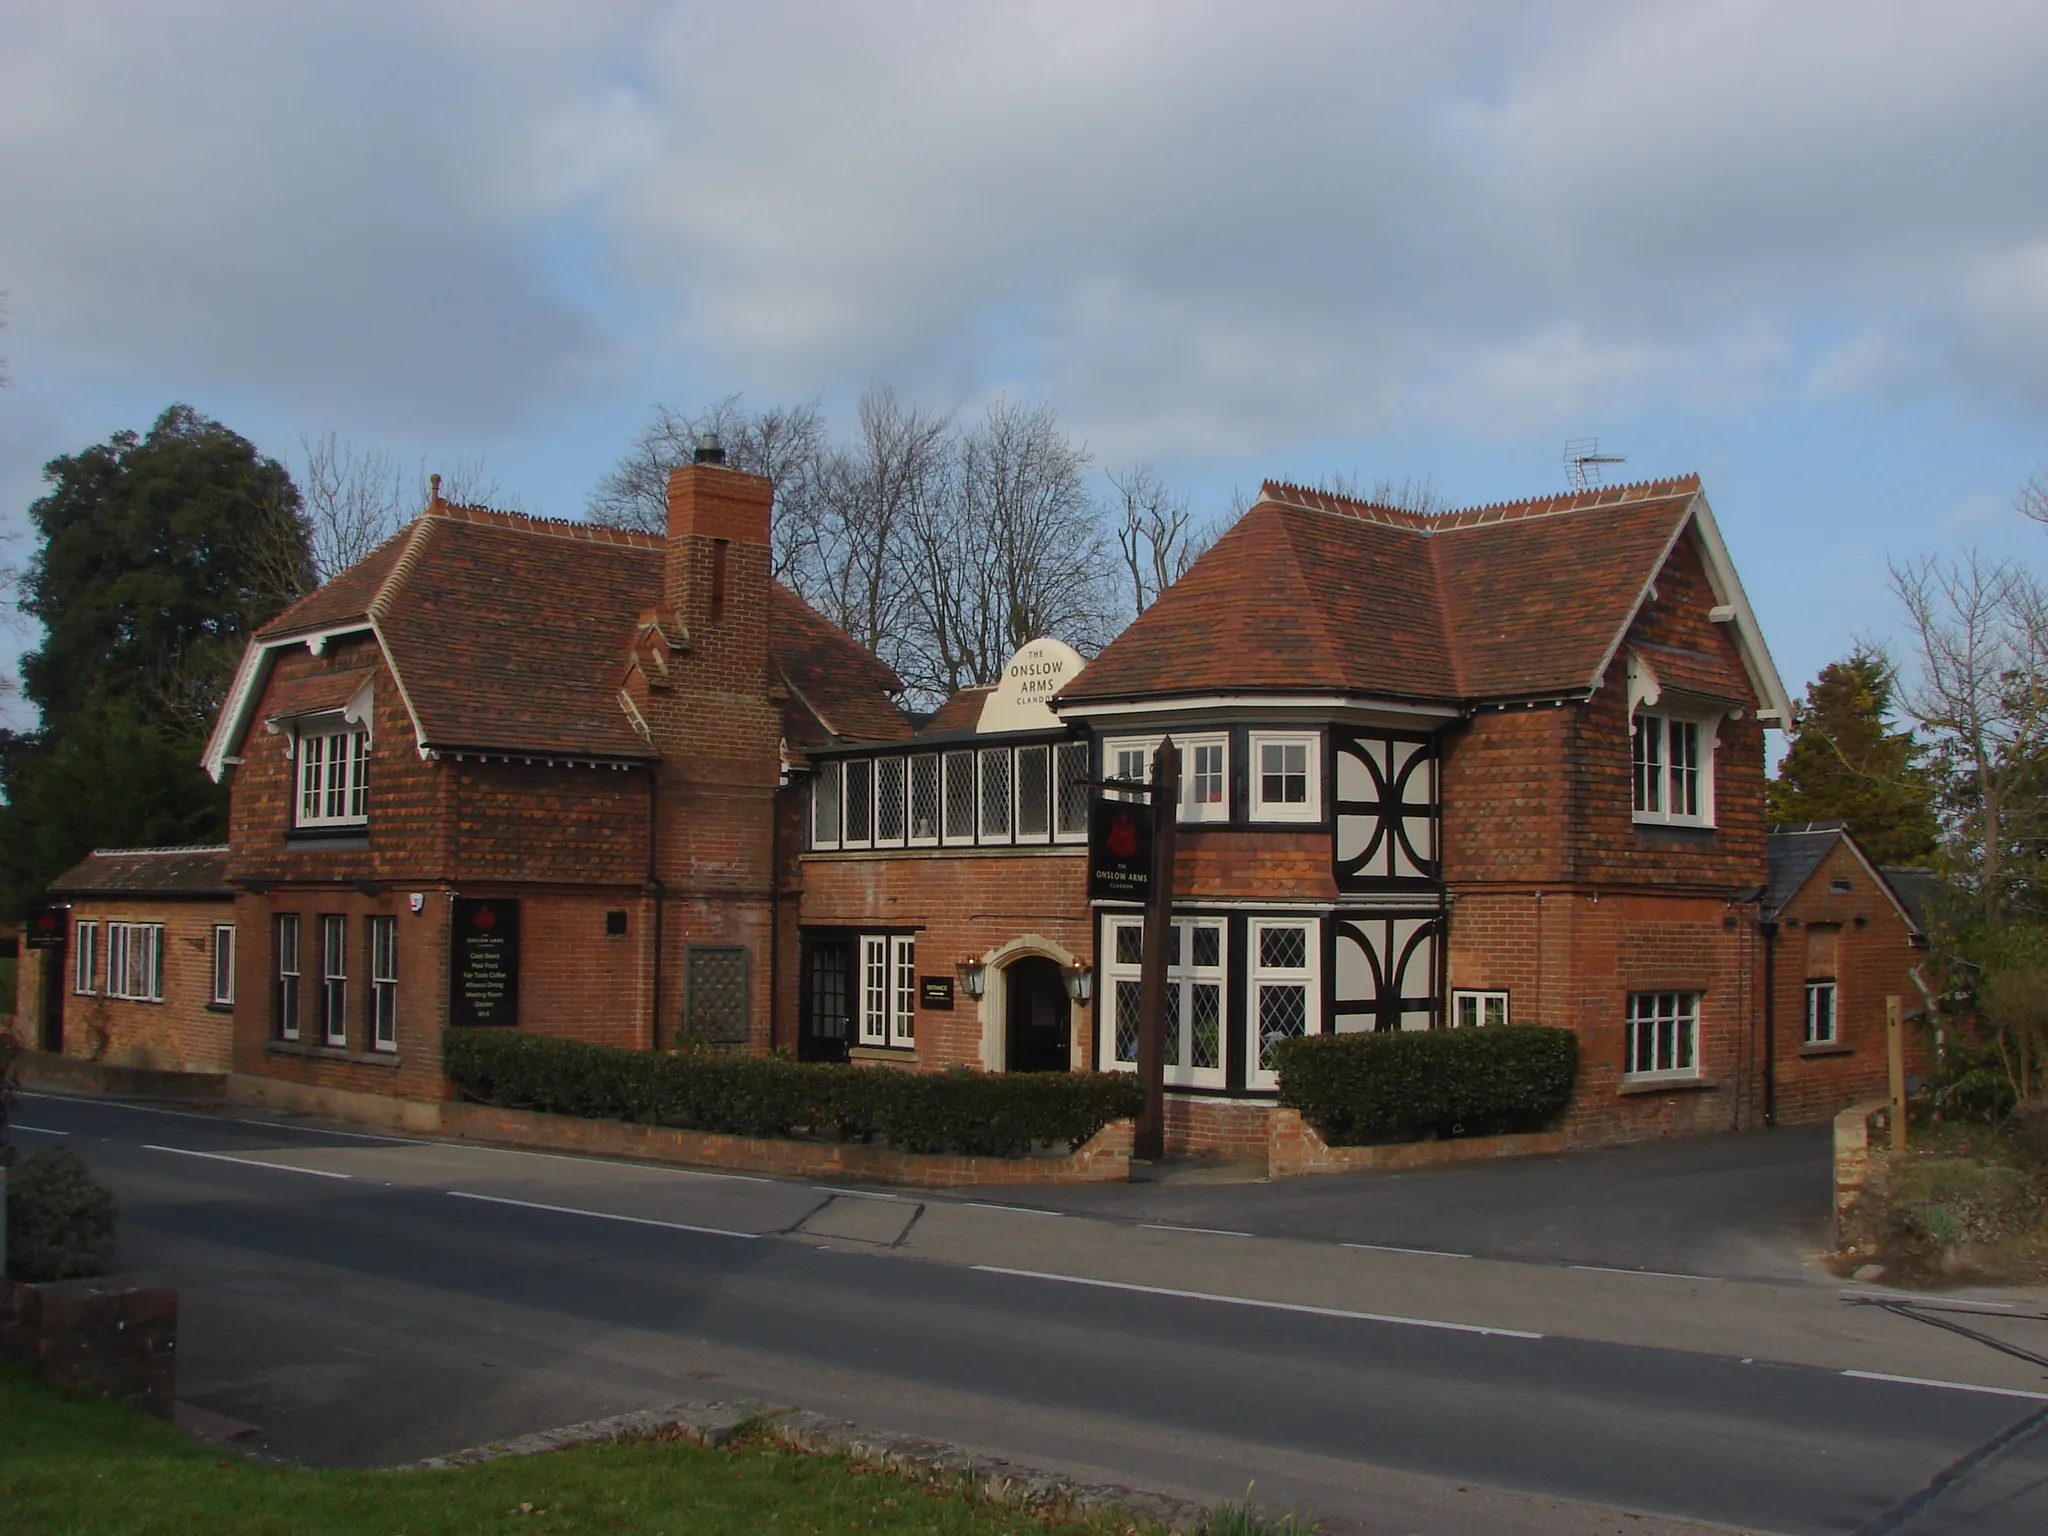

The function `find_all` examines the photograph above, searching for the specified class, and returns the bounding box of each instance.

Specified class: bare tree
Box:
[588,394,828,582]
[300,432,407,582]
[2017,467,2048,529]
[1893,551,2048,924]
[1109,463,1212,617]
[896,397,1115,701]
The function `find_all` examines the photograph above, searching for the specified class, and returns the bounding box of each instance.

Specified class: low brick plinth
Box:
[1,1274,178,1417]
[19,1051,226,1102]
[1267,1106,1569,1178]
[1833,1099,1890,1242]
[438,1102,1135,1188]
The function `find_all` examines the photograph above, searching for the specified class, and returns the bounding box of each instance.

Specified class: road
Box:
[12,1090,2048,1536]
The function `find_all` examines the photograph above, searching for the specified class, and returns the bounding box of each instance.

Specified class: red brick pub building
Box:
[16,462,1935,1152]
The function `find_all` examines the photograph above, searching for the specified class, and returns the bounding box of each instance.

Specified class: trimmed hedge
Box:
[6,1144,119,1283]
[1273,1025,1578,1146]
[441,1029,1144,1160]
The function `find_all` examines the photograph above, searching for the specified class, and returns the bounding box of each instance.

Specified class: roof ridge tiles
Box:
[1259,473,1702,533]
[421,501,664,549]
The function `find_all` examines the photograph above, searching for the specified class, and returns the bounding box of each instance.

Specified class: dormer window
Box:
[297,717,369,828]
[1632,711,1713,827]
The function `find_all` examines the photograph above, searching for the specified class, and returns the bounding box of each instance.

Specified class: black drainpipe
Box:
[1761,919,1777,1127]
[647,762,665,1052]
[769,777,784,1055]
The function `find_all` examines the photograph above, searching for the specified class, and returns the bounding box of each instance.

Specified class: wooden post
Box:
[1887,995,1906,1153]
[1134,739,1180,1163]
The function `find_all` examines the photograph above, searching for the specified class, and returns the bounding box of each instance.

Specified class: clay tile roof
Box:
[262,667,374,723]
[48,846,233,899]
[1062,476,1706,708]
[920,685,997,735]
[1630,640,1748,702]
[228,503,906,765]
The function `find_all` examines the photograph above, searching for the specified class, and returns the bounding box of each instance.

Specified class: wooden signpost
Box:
[1886,994,1906,1152]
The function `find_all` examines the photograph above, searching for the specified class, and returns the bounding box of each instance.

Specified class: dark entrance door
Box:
[40,947,64,1053]
[799,941,852,1063]
[1004,956,1070,1073]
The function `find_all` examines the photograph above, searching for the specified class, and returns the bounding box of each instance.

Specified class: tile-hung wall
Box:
[809,736,1092,850]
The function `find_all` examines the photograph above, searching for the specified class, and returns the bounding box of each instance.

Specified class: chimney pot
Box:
[693,433,726,466]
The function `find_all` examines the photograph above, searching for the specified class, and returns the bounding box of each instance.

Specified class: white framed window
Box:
[1102,914,1227,1089]
[811,761,842,849]
[1632,713,1713,827]
[843,758,874,846]
[1015,744,1052,842]
[106,923,164,1003]
[1451,989,1509,1028]
[1626,991,1699,1081]
[1251,919,1319,1091]
[211,925,236,1006]
[943,750,977,843]
[73,920,98,995]
[1805,980,1837,1047]
[1053,740,1090,842]
[321,915,348,1046]
[979,748,1013,840]
[1251,732,1319,822]
[874,756,906,846]
[276,915,301,1041]
[1104,734,1230,824]
[858,934,916,1048]
[370,916,397,1051]
[297,720,369,828]
[908,754,941,845]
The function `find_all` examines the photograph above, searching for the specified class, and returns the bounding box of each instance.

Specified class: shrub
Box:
[1272,1025,1578,1146]
[5,1144,119,1283]
[441,1029,1144,1158]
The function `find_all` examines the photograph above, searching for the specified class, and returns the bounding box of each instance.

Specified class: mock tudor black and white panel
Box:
[1330,910,1443,1033]
[1333,730,1439,891]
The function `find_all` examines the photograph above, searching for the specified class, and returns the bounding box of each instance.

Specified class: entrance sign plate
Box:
[24,907,67,950]
[450,897,521,1027]
[919,975,955,1010]
[1088,797,1153,902]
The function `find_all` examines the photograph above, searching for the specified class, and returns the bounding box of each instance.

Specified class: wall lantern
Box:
[958,959,987,998]
[1062,962,1094,1003]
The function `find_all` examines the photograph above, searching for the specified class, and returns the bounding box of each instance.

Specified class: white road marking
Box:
[813,1186,910,1200]
[446,1189,759,1239]
[143,1144,352,1179]
[1142,1223,1255,1238]
[1842,1370,2048,1401]
[1342,1242,1472,1260]
[1842,1290,2018,1312]
[26,1093,421,1144]
[963,1202,1065,1217]
[10,1124,70,1135]
[1570,1264,1715,1281]
[972,1265,1543,1339]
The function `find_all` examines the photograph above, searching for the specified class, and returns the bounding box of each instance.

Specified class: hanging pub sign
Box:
[1088,797,1154,902]
[450,897,521,1027]
[24,906,68,950]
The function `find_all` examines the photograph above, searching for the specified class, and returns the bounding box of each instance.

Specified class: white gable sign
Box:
[977,637,1086,733]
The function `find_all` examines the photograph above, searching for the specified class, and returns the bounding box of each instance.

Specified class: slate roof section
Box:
[219,504,909,767]
[1764,822,1846,918]
[1881,867,1938,937]
[1061,476,1752,710]
[49,846,233,899]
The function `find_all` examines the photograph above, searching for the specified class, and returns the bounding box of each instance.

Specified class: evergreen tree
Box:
[0,406,309,917]
[1767,648,1939,865]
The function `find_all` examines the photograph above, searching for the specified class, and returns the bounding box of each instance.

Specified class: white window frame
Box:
[908,753,941,846]
[1625,990,1700,1081]
[810,761,842,849]
[1249,731,1320,823]
[1103,734,1230,824]
[1102,914,1228,1089]
[1451,989,1509,1029]
[1804,979,1837,1047]
[1250,918,1320,1091]
[1013,743,1053,844]
[1053,740,1090,843]
[842,757,874,847]
[942,749,977,844]
[857,934,916,1049]
[106,923,164,1003]
[978,748,1013,841]
[370,915,398,1052]
[321,914,348,1047]
[276,915,301,1041]
[1631,711,1715,828]
[211,924,236,1006]
[873,755,906,847]
[296,717,370,829]
[73,920,98,995]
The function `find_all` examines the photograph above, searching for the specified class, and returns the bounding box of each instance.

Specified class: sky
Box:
[3,1,2047,740]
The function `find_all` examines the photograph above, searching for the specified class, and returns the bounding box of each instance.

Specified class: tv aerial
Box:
[1564,438,1626,492]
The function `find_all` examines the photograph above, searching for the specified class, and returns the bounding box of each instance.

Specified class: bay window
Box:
[1250,732,1319,822]
[1103,915,1227,1089]
[1250,919,1318,1090]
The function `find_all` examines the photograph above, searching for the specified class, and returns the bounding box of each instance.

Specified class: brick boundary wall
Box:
[17,1051,227,1102]
[1833,1098,1891,1244]
[1266,1106,1570,1178]
[0,1275,178,1417]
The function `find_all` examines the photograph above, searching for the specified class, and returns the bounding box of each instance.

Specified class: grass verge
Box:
[0,1362,1157,1536]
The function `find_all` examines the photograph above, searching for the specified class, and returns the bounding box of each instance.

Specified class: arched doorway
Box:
[1004,955,1071,1073]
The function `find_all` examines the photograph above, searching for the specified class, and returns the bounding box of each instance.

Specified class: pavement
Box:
[11,1089,2048,1535]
